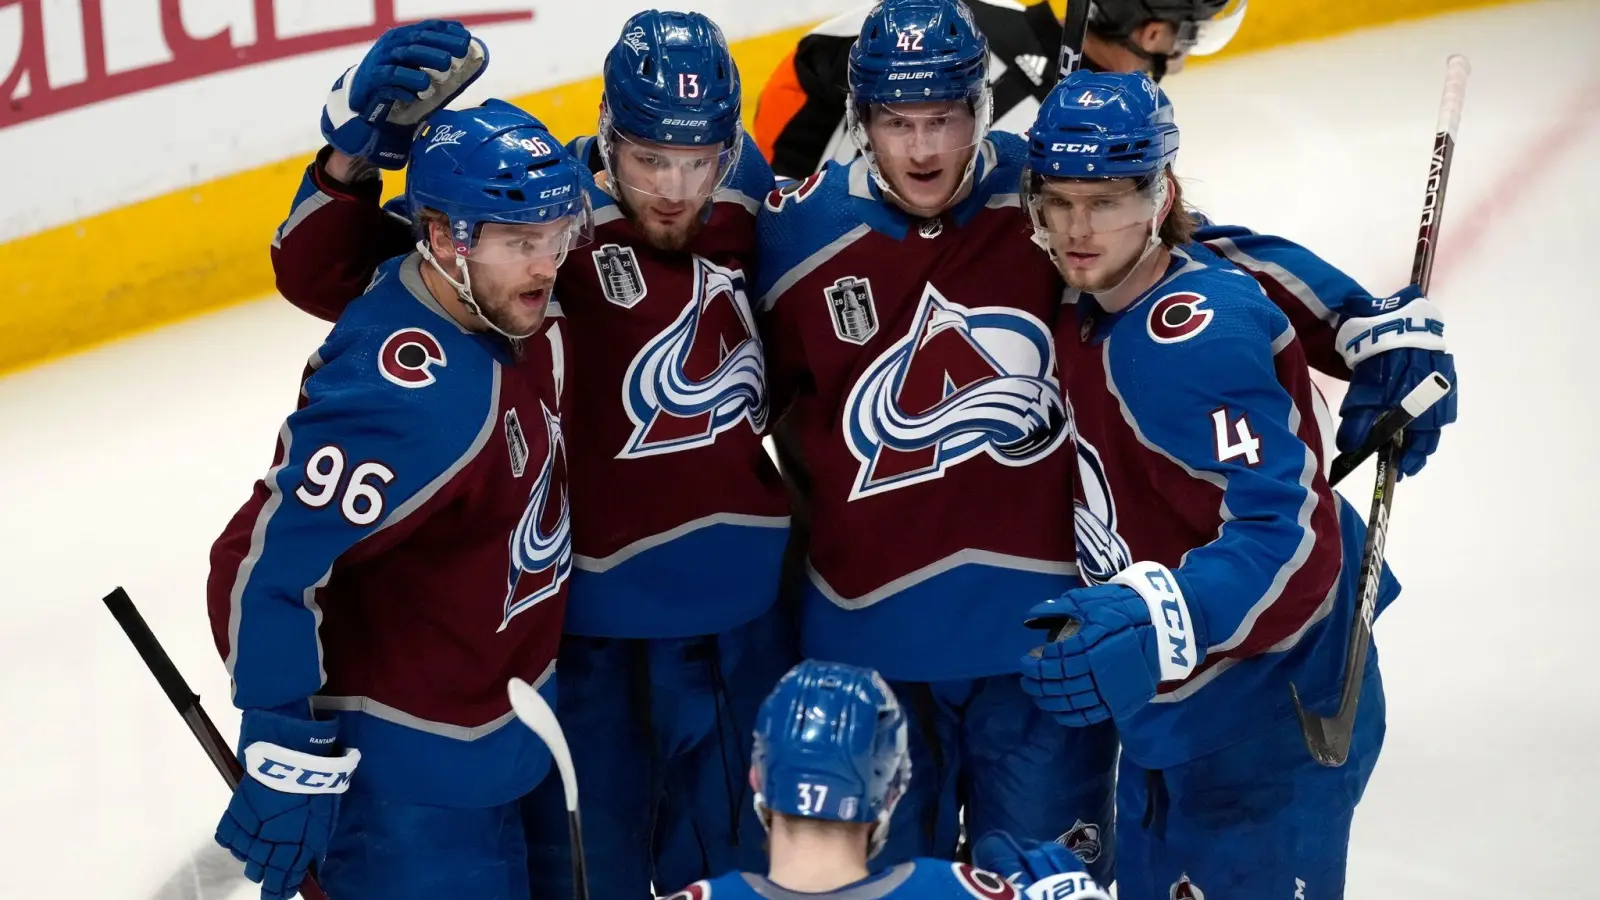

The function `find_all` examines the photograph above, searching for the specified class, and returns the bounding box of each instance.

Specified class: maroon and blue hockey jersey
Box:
[669,860,1025,900]
[754,133,1078,682]
[269,136,790,641]
[1059,245,1400,769]
[207,254,570,808]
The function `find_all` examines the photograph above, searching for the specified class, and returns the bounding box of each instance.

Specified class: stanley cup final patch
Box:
[593,243,648,308]
[825,276,879,345]
[505,408,529,478]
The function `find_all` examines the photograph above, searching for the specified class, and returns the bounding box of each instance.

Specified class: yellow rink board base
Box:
[0,0,1518,374]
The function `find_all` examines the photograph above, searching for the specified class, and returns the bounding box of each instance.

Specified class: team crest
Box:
[618,256,766,459]
[1171,875,1206,900]
[501,404,571,632]
[378,328,446,388]
[1065,394,1133,584]
[844,283,1067,500]
[765,170,827,212]
[1055,819,1103,863]
[826,276,879,345]
[660,883,709,900]
[953,863,1018,900]
[1148,292,1213,344]
[504,409,529,478]
[592,243,648,308]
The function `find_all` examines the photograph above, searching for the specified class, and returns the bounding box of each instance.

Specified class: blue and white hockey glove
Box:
[321,20,488,169]
[215,710,360,900]
[1336,285,1457,478]
[1020,562,1207,727]
[971,831,1112,900]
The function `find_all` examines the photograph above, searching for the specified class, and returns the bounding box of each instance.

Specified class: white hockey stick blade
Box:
[508,677,579,812]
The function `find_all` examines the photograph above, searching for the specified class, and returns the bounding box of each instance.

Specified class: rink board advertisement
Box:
[0,0,1518,374]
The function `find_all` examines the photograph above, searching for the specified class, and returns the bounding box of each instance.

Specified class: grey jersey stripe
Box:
[575,512,790,572]
[310,660,556,740]
[1205,235,1339,326]
[809,549,1076,610]
[272,192,333,249]
[758,223,872,312]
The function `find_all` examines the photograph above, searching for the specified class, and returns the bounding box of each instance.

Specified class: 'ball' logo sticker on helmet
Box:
[378,328,447,388]
[954,863,1018,900]
[1147,292,1213,344]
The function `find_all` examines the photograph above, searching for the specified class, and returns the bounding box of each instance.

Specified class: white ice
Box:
[2,1,1595,896]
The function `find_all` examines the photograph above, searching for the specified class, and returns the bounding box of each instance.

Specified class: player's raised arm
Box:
[272,20,487,320]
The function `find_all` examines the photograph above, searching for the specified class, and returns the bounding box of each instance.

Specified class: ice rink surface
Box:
[2,1,1595,896]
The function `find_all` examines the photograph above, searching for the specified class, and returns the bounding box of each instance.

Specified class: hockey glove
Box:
[216,710,360,900]
[1336,285,1457,478]
[971,830,1111,900]
[321,20,489,169]
[1020,562,1207,727]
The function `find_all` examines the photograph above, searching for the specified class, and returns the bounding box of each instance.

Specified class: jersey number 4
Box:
[295,445,396,526]
[1211,408,1262,467]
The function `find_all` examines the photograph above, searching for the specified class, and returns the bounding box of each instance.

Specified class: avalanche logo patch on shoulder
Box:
[1171,874,1206,900]
[1147,292,1213,344]
[953,863,1019,899]
[843,283,1067,500]
[765,170,827,212]
[379,328,446,388]
[661,882,710,900]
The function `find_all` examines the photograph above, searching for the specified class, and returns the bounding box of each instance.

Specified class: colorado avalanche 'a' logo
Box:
[501,404,571,632]
[1056,819,1103,864]
[1065,393,1133,584]
[618,256,767,459]
[1171,875,1206,900]
[845,284,1067,500]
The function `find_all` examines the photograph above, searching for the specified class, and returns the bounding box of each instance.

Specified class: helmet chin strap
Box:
[417,240,536,341]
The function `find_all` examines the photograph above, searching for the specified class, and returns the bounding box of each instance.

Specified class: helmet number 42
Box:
[896,28,924,51]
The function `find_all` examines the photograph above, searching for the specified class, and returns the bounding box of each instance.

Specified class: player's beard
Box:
[632,206,705,252]
[470,261,556,339]
[1055,225,1151,296]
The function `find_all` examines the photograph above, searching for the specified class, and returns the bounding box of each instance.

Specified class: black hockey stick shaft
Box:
[1328,372,1453,486]
[1291,55,1470,767]
[1057,0,1091,80]
[101,588,331,900]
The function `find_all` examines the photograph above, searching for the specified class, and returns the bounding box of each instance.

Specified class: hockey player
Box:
[269,14,791,896]
[754,0,1118,880]
[753,0,1246,178]
[754,0,1457,478]
[206,103,588,900]
[1016,71,1396,899]
[662,660,1113,900]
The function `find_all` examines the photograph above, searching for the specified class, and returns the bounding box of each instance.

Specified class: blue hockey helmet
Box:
[406,100,593,337]
[1022,72,1183,279]
[846,0,994,213]
[599,10,743,206]
[751,660,910,858]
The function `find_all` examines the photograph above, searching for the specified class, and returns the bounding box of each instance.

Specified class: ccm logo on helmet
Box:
[1147,292,1213,344]
[379,328,447,388]
[1050,142,1100,153]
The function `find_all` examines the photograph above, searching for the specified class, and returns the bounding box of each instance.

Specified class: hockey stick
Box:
[508,677,589,900]
[1327,372,1453,487]
[1290,54,1471,767]
[1056,0,1091,80]
[101,587,331,900]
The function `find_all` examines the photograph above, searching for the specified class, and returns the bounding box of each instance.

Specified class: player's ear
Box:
[423,213,456,263]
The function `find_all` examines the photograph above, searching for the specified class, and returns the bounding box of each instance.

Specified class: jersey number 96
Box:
[295,445,396,527]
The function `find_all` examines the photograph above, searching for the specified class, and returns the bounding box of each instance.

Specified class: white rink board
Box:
[0,0,856,242]
[0,2,1596,897]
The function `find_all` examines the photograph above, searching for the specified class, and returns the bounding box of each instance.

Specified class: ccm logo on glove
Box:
[1110,562,1197,681]
[243,742,361,794]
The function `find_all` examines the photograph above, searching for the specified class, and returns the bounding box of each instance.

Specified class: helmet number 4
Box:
[796,782,830,815]
[896,28,924,51]
[678,73,701,99]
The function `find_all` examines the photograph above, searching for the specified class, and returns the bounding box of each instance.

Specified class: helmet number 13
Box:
[678,73,701,98]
